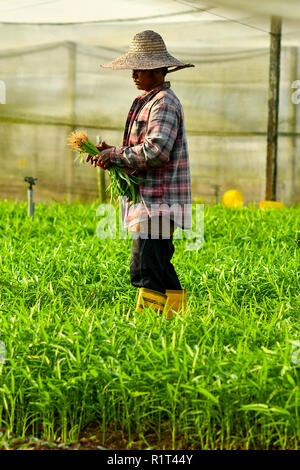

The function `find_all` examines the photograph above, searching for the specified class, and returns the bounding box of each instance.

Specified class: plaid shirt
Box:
[110,81,191,230]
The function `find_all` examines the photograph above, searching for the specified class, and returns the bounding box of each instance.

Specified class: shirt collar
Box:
[137,81,170,99]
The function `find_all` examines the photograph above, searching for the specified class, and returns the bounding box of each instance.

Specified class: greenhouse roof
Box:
[0,0,300,53]
[0,0,300,24]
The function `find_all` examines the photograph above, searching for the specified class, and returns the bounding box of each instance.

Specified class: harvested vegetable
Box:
[68,129,145,204]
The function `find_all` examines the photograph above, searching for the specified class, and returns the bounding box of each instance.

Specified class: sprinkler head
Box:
[24,176,37,190]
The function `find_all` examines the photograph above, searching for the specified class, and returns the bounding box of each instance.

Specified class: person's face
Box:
[132,69,164,92]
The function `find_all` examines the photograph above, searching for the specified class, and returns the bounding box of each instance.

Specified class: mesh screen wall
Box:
[0,6,299,204]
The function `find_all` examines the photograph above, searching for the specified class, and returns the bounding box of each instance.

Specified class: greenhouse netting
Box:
[0,0,299,204]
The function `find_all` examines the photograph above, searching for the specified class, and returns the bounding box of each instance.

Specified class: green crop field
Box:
[0,200,299,450]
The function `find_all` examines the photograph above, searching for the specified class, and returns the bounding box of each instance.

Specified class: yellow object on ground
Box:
[222,190,244,207]
[17,158,28,168]
[136,287,167,313]
[164,290,187,319]
[258,200,285,209]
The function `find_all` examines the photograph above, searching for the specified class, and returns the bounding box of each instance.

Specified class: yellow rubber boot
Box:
[136,287,167,314]
[164,290,187,319]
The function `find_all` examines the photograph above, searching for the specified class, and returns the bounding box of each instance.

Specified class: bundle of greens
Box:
[68,130,145,204]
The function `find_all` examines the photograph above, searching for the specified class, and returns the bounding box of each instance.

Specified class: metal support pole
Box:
[286,47,297,204]
[24,176,37,220]
[266,16,282,201]
[28,188,35,220]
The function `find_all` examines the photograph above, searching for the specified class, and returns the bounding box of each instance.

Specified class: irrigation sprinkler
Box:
[23,176,37,220]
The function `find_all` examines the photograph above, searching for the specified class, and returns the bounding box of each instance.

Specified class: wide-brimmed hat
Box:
[101,30,194,73]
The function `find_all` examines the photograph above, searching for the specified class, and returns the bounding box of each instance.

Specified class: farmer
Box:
[88,30,193,317]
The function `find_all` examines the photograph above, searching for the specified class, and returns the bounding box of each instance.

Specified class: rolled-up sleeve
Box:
[110,100,179,170]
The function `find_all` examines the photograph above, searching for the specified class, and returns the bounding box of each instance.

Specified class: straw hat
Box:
[101,30,194,73]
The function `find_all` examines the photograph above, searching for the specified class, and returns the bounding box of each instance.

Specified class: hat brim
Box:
[101,51,194,72]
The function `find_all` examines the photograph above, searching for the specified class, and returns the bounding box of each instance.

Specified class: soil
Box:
[0,424,297,450]
[0,423,189,450]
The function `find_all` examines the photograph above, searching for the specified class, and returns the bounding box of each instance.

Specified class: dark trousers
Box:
[130,234,182,294]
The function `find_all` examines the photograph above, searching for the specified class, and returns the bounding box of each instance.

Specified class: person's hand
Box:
[96,141,113,151]
[91,148,113,170]
[86,141,113,166]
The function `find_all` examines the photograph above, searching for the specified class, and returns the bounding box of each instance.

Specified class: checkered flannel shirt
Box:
[110,81,191,230]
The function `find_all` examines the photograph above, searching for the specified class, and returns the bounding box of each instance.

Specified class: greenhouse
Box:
[0,0,299,203]
[0,0,299,452]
